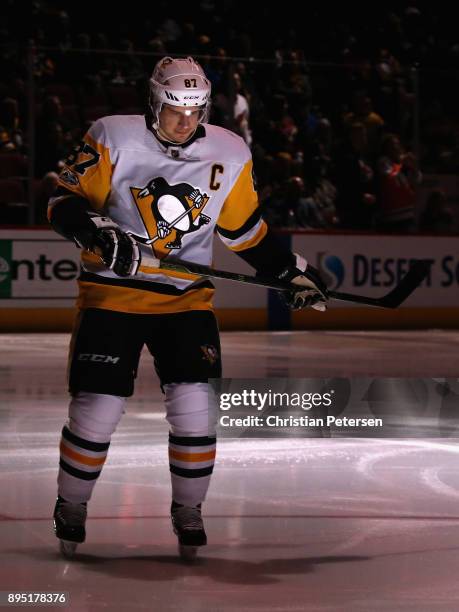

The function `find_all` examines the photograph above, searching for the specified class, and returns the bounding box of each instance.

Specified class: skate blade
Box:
[178,544,198,561]
[59,539,78,558]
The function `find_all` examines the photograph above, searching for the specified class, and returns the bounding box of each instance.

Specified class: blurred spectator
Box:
[91,33,115,80]
[260,183,285,227]
[282,51,312,120]
[233,72,252,146]
[376,132,422,232]
[211,70,235,131]
[263,175,337,229]
[159,16,182,46]
[0,97,24,151]
[279,114,298,145]
[234,62,258,108]
[373,47,403,130]
[34,170,59,224]
[334,122,376,229]
[111,38,144,86]
[31,28,56,84]
[301,116,334,190]
[0,124,16,151]
[310,178,339,228]
[65,33,95,86]
[283,176,309,227]
[272,151,294,183]
[291,176,338,229]
[419,190,455,233]
[35,95,75,177]
[343,92,385,159]
[252,144,274,189]
[175,22,197,55]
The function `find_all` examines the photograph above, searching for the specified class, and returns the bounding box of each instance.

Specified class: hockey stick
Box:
[140,254,431,309]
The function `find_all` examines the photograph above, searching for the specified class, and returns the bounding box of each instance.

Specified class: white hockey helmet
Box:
[149,56,211,130]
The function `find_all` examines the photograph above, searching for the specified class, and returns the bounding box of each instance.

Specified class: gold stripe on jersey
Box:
[57,133,113,211]
[139,262,200,282]
[81,249,201,283]
[77,280,214,314]
[221,218,268,252]
[217,159,258,232]
[216,158,268,251]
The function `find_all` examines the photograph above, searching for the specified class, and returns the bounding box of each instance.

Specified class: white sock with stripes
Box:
[57,392,125,503]
[165,383,216,507]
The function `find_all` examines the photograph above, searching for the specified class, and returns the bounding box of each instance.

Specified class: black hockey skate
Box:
[53,495,87,558]
[171,500,207,561]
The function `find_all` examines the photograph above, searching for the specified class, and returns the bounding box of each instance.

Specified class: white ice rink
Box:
[1,331,459,611]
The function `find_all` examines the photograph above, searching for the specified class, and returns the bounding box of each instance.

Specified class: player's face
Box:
[158,104,202,143]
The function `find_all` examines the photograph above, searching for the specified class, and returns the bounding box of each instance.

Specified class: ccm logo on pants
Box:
[77,354,120,364]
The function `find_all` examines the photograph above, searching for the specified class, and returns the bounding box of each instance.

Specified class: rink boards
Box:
[0,229,457,331]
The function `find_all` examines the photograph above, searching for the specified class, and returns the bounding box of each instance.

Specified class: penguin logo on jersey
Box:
[130,177,211,258]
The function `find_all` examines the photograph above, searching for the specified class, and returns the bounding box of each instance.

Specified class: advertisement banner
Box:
[0,231,80,307]
[292,234,458,308]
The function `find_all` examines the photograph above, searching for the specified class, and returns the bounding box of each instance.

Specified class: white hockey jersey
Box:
[54,115,267,314]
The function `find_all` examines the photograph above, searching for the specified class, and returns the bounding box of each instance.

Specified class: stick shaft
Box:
[146,257,430,309]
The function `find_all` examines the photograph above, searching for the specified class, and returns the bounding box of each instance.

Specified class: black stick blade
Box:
[329,260,431,308]
[378,259,432,308]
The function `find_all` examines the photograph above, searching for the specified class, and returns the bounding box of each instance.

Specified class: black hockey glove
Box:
[75,214,141,277]
[277,254,328,311]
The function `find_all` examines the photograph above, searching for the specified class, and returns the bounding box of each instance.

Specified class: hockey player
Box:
[48,56,328,560]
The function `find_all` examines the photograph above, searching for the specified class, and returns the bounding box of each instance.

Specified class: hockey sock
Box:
[57,392,125,503]
[57,425,110,503]
[168,433,216,507]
